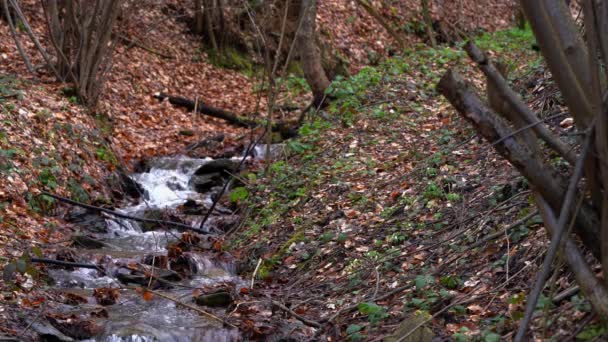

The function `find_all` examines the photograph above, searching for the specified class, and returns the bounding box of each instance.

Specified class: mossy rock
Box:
[384,315,434,342]
[194,290,232,307]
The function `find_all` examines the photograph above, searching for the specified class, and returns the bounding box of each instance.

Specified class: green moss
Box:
[207,47,256,74]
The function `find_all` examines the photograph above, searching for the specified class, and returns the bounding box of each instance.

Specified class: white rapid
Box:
[46,156,244,342]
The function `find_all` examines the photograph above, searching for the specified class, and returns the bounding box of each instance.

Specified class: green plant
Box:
[423,181,443,200]
[345,324,365,341]
[230,187,249,203]
[95,145,118,165]
[357,302,388,325]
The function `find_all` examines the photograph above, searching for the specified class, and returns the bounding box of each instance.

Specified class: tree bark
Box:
[194,0,204,35]
[437,69,601,258]
[297,0,331,107]
[421,0,436,48]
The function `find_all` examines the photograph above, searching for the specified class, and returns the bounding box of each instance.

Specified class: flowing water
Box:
[46,156,249,341]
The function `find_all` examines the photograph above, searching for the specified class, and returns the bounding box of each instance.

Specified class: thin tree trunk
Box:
[297,0,330,107]
[194,0,204,35]
[421,0,436,47]
[2,0,34,73]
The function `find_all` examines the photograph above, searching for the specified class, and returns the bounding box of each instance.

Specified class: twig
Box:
[396,252,539,342]
[468,210,538,249]
[566,313,596,342]
[272,300,322,328]
[40,191,208,234]
[30,257,103,271]
[117,34,173,59]
[19,302,47,338]
[514,129,593,342]
[198,133,265,230]
[552,285,580,304]
[251,258,262,289]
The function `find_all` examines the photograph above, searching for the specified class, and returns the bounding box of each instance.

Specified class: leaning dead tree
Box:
[438,1,608,339]
[42,0,123,107]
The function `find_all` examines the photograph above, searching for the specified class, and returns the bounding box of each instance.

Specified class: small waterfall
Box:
[45,155,244,341]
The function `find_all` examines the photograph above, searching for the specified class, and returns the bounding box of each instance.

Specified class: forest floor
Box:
[0,0,598,341]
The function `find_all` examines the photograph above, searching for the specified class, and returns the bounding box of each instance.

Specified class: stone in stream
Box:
[194,290,232,307]
[45,313,104,340]
[72,234,111,249]
[189,172,224,193]
[29,320,75,341]
[115,267,181,288]
[118,172,144,199]
[65,208,108,234]
[194,159,239,176]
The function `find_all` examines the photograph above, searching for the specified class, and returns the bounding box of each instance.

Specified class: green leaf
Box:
[577,325,607,340]
[358,302,383,315]
[229,187,249,203]
[16,259,27,273]
[3,262,16,281]
[484,332,501,342]
[32,247,43,258]
[346,324,363,335]
[415,274,433,291]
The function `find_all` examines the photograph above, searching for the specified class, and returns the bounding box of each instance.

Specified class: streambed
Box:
[38,152,270,341]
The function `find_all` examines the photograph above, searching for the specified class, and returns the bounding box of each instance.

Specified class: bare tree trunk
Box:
[194,0,204,35]
[297,0,330,107]
[42,0,122,107]
[421,0,436,47]
[2,0,33,73]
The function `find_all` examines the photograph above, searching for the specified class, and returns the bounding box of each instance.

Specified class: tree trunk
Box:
[194,0,204,35]
[297,0,330,107]
[421,0,436,47]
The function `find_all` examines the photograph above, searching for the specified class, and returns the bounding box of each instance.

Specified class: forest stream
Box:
[34,149,275,341]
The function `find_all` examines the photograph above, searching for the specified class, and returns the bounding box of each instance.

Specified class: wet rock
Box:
[93,287,120,306]
[140,209,163,232]
[133,158,152,173]
[115,268,181,288]
[72,235,109,249]
[119,172,144,199]
[180,199,205,215]
[212,215,240,233]
[65,208,108,234]
[46,314,103,340]
[189,172,224,193]
[194,159,239,176]
[142,254,169,269]
[30,320,75,341]
[194,290,232,307]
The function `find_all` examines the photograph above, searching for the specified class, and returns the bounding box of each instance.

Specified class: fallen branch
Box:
[533,195,608,320]
[154,92,257,128]
[437,69,600,258]
[136,287,238,329]
[272,300,322,328]
[154,92,299,139]
[469,210,539,249]
[117,34,174,59]
[30,257,103,271]
[465,42,577,165]
[40,191,209,234]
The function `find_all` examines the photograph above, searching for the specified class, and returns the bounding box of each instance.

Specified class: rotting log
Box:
[466,41,577,165]
[437,69,600,258]
[153,92,299,139]
[154,92,257,127]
